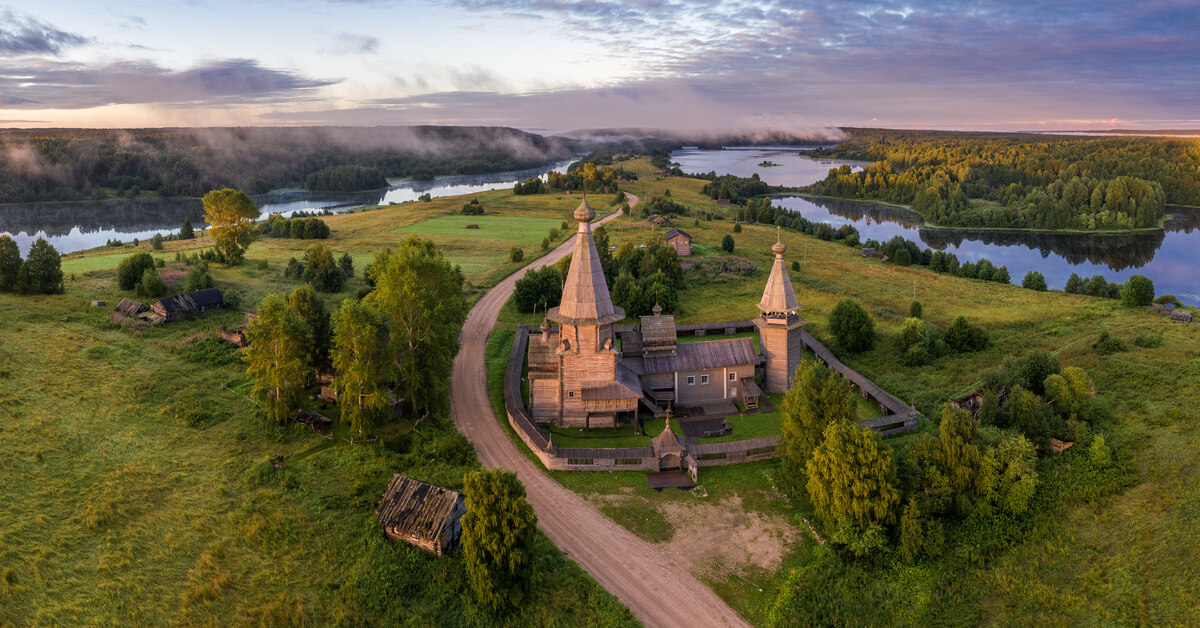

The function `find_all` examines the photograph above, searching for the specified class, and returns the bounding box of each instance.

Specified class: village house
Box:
[375,475,466,556]
[664,228,693,256]
[528,201,805,428]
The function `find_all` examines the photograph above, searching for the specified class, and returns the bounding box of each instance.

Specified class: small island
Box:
[758,160,781,167]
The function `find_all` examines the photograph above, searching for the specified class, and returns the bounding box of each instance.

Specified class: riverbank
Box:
[787,193,1176,236]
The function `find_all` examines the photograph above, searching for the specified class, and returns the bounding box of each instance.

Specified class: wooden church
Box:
[528,200,807,428]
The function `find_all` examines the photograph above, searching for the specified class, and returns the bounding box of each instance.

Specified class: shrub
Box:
[1120,274,1155,307]
[829,299,875,353]
[945,315,989,353]
[151,233,164,250]
[733,222,742,233]
[909,301,923,318]
[721,234,735,253]
[1154,294,1182,306]
[338,253,354,278]
[1092,330,1126,354]
[1133,332,1163,348]
[184,264,215,292]
[461,199,485,215]
[1022,271,1048,291]
[509,247,525,263]
[138,267,168,298]
[283,257,304,280]
[117,252,157,290]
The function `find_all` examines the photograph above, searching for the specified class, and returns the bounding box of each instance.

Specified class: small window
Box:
[686,376,696,386]
[700,375,709,385]
[568,391,575,398]
[728,372,737,382]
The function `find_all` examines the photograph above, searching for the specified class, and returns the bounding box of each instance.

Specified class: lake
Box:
[671,147,1200,304]
[0,159,574,256]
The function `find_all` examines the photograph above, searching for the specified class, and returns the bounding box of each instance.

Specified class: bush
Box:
[791,260,800,272]
[1022,271,1048,291]
[909,301,923,318]
[117,252,157,290]
[1120,274,1155,307]
[733,222,742,233]
[339,253,354,277]
[461,199,485,215]
[721,234,735,253]
[283,257,304,280]
[151,233,164,250]
[829,299,875,353]
[184,264,215,292]
[509,247,524,263]
[945,315,989,353]
[1092,330,1126,354]
[138,267,168,298]
[1154,294,1182,306]
[1133,332,1163,348]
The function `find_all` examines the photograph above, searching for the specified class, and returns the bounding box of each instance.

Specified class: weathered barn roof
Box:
[758,230,801,315]
[114,298,147,316]
[548,199,624,327]
[376,475,465,547]
[664,228,692,242]
[155,288,224,314]
[641,337,758,374]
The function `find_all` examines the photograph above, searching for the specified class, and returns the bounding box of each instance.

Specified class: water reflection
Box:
[0,159,573,255]
[781,196,1200,304]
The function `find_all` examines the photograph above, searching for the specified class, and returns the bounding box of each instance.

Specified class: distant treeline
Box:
[304,165,388,191]
[804,129,1200,231]
[0,126,578,203]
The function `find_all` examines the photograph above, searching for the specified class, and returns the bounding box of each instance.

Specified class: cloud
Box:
[0,8,89,56]
[0,58,336,109]
[327,32,380,55]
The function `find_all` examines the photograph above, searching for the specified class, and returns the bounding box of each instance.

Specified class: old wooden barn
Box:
[375,475,467,556]
[152,288,225,322]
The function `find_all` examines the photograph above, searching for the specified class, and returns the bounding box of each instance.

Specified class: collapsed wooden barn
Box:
[375,475,467,556]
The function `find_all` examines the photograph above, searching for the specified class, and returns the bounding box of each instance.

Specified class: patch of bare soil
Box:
[658,495,797,577]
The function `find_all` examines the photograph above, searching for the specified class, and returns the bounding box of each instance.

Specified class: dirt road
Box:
[450,195,751,627]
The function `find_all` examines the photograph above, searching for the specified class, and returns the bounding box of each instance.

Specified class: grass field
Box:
[8,160,1200,626]
[0,191,638,626]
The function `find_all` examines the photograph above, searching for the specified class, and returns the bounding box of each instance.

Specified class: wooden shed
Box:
[860,248,883,259]
[648,214,671,226]
[664,228,693,256]
[375,475,467,556]
[114,298,147,316]
[1171,310,1194,323]
[152,288,225,322]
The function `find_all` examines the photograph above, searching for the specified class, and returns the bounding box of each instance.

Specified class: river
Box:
[0,159,574,256]
[671,147,1200,304]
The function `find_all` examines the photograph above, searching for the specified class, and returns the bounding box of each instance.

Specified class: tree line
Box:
[803,129,1198,231]
[304,165,389,192]
[0,126,579,203]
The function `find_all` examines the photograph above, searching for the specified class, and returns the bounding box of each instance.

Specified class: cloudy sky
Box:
[1,1,1197,131]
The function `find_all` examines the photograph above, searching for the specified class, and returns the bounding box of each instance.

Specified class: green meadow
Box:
[0,190,636,626]
[5,159,1200,626]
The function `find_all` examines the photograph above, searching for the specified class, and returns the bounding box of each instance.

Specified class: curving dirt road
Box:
[450,194,750,627]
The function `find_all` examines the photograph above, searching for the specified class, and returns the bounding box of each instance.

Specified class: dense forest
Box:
[304,165,389,191]
[0,126,579,203]
[804,129,1200,231]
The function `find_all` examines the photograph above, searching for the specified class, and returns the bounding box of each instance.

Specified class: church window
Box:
[728,372,737,382]
[687,376,695,386]
[700,375,709,385]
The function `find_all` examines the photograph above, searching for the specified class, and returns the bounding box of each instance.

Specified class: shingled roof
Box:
[376,475,466,556]
[548,199,624,327]
[154,288,224,314]
[758,229,801,315]
[641,337,759,374]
